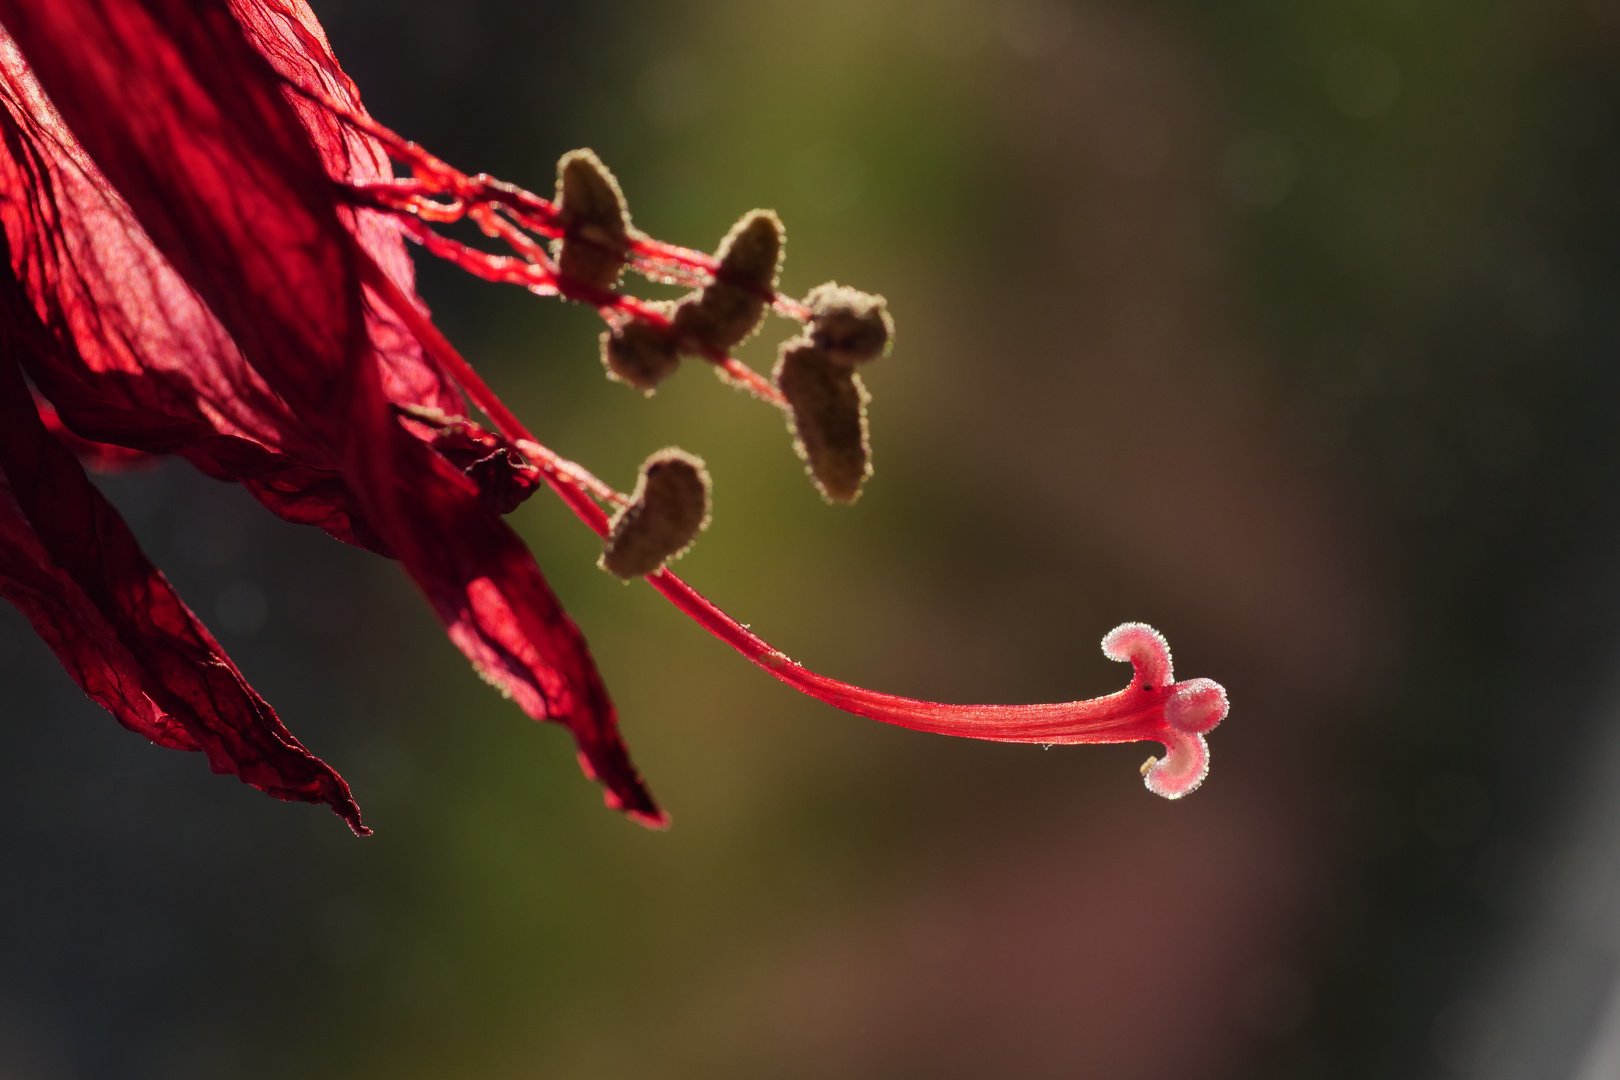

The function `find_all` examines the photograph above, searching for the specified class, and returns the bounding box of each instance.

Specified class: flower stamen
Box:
[599,450,710,580]
[327,76,1231,801]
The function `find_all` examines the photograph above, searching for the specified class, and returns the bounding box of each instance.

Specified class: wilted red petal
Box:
[0,0,358,430]
[0,311,365,830]
[228,0,463,416]
[36,398,156,471]
[0,27,393,550]
[350,411,663,824]
[0,477,195,753]
[0,0,459,428]
[0,0,660,822]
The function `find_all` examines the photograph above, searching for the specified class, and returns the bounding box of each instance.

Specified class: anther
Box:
[804,282,892,365]
[599,449,712,579]
[601,305,680,392]
[672,210,784,354]
[553,149,631,289]
[774,338,871,503]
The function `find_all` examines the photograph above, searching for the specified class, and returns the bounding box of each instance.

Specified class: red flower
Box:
[0,0,1228,833]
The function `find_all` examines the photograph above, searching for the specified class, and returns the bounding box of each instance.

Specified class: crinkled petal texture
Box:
[0,294,364,829]
[0,22,379,546]
[0,0,662,825]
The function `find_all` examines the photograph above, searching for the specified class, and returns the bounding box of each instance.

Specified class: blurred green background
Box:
[7,0,1620,1076]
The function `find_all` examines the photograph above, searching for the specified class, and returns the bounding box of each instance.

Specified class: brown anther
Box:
[774,338,871,503]
[671,210,784,354]
[602,305,680,392]
[804,282,892,366]
[553,149,631,289]
[600,449,712,579]
[716,209,784,285]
